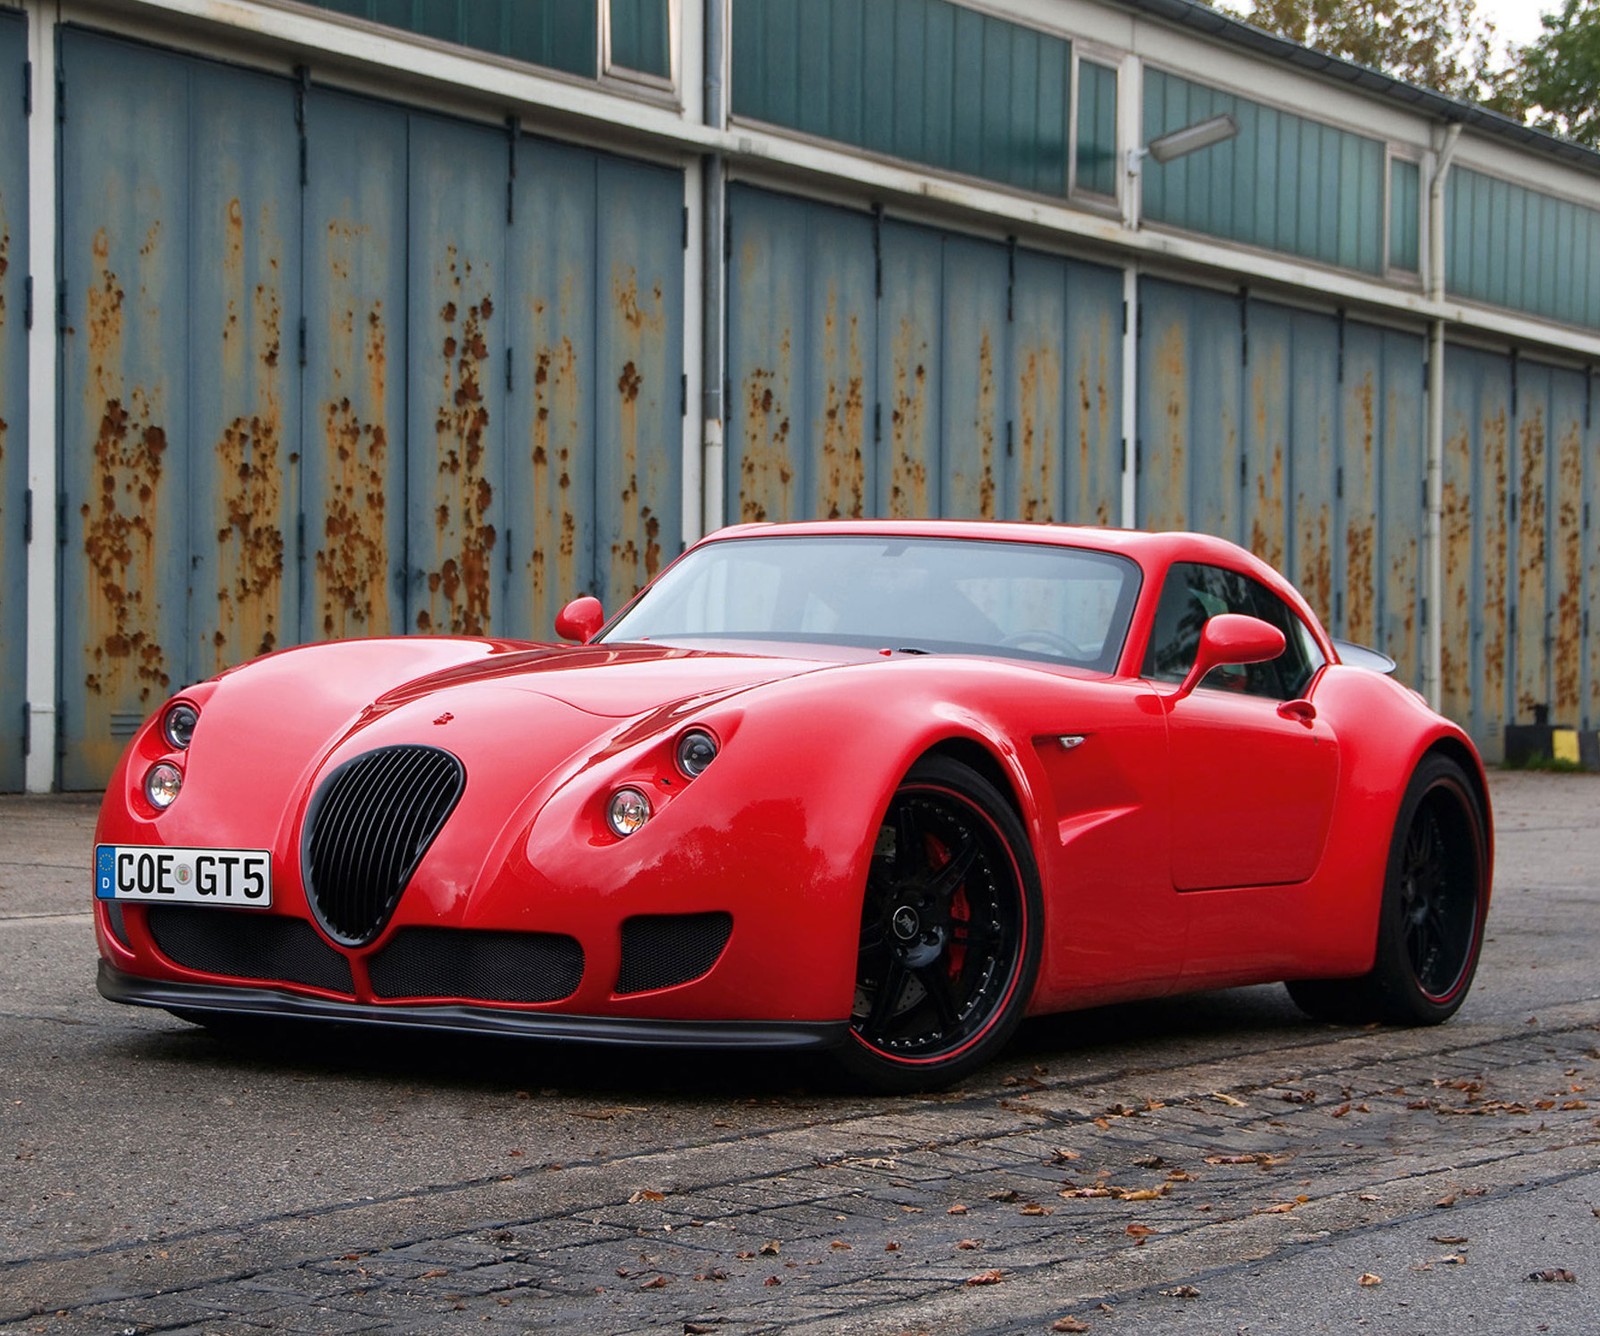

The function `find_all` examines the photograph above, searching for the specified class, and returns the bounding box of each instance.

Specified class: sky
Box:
[1477,0,1551,50]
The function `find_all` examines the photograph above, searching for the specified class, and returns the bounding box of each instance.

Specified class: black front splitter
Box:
[97,960,847,1052]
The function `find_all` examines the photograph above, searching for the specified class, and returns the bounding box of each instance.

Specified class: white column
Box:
[24,0,57,793]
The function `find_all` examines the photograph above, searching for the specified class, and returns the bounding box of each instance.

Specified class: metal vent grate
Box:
[615,912,733,995]
[303,745,465,946]
[147,906,353,993]
[367,927,585,1003]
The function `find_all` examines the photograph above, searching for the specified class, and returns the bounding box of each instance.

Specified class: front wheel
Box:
[827,756,1043,1092]
[1288,752,1489,1025]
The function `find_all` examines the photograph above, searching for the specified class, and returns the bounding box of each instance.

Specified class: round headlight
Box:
[144,762,183,810]
[675,729,719,778]
[606,787,652,838]
[162,702,199,750]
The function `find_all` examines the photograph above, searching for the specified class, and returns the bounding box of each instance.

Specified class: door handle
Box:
[1277,699,1317,727]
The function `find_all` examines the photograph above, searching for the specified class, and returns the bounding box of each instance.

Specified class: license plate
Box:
[96,845,273,908]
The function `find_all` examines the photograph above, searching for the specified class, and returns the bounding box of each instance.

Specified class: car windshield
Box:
[600,534,1141,670]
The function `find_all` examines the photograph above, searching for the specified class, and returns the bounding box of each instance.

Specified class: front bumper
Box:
[97,960,848,1051]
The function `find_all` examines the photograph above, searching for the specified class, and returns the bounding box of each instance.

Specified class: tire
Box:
[1287,753,1489,1025]
[826,756,1043,1093]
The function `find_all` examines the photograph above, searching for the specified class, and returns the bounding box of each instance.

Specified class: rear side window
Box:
[1142,562,1325,700]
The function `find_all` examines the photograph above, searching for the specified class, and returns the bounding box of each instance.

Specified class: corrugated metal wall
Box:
[57,28,683,787]
[726,185,1121,528]
[0,8,25,791]
[1439,348,1595,748]
[1138,278,1426,684]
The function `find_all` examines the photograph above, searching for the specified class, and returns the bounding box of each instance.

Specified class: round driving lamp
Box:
[144,762,183,810]
[162,701,199,750]
[607,787,652,837]
[675,729,719,778]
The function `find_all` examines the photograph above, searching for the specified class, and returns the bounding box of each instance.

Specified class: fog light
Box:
[676,729,719,778]
[607,787,652,837]
[162,701,199,750]
[145,762,183,809]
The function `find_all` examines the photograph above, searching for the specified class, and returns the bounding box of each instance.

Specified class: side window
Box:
[1142,562,1325,700]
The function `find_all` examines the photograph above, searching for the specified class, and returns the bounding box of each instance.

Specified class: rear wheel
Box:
[1288,753,1488,1025]
[828,756,1042,1092]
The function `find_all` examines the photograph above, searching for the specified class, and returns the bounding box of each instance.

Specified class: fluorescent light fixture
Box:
[1146,113,1240,164]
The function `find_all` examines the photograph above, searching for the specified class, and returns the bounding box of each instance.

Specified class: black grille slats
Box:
[367,927,584,1003]
[304,745,465,946]
[148,906,354,993]
[616,912,733,994]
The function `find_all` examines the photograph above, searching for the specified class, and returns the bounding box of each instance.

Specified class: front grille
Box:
[147,906,353,993]
[615,912,733,995]
[104,901,130,948]
[303,745,465,946]
[366,927,584,1003]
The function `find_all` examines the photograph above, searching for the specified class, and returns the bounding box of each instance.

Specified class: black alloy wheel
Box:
[1288,752,1489,1025]
[830,756,1042,1092]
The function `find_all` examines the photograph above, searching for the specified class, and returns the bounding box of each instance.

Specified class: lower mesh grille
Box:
[615,912,733,995]
[147,907,354,993]
[366,927,585,1003]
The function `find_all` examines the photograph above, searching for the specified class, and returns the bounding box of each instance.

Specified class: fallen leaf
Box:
[1256,1202,1297,1215]
[419,1268,449,1279]
[1431,1235,1468,1245]
[758,1240,781,1256]
[965,1269,1005,1286]
[987,1189,1020,1202]
[1561,1100,1589,1110]
[629,1189,666,1204]
[685,1324,717,1335]
[763,1276,782,1286]
[956,1238,982,1250]
[640,1275,670,1289]
[1167,1169,1194,1182]
[947,1204,969,1215]
[693,1269,729,1282]
[1020,1202,1054,1216]
[1117,1187,1168,1202]
[1358,1273,1382,1286]
[1050,1148,1083,1163]
[1052,1319,1091,1333]
[1358,1193,1380,1202]
[1526,1269,1577,1283]
[1212,1092,1246,1107]
[1161,1285,1200,1298]
[1133,1155,1165,1169]
[1126,1223,1155,1238]
[829,1240,852,1250]
[734,1250,755,1260]
[1059,1186,1115,1199]
[1435,1193,1458,1208]
[1280,1089,1317,1104]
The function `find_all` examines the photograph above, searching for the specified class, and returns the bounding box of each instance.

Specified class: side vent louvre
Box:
[303,745,464,946]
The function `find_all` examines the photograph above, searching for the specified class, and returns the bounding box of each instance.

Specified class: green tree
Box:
[1491,0,1600,147]
[1213,0,1502,102]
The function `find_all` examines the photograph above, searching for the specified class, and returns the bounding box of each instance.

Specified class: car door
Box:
[1143,562,1340,892]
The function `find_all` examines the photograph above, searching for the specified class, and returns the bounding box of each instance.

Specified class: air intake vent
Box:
[367,927,584,1003]
[615,911,733,994]
[148,906,353,993]
[303,745,465,946]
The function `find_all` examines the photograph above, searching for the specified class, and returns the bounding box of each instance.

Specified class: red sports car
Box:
[94,521,1492,1090]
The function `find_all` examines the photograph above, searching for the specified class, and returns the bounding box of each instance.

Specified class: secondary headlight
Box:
[675,729,719,778]
[607,787,652,837]
[162,701,199,750]
[144,762,183,809]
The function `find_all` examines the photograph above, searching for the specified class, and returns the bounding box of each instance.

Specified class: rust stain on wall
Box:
[1480,402,1509,724]
[318,218,391,639]
[1148,319,1187,531]
[209,200,285,670]
[80,226,171,719]
[889,318,930,518]
[528,314,582,625]
[420,246,495,636]
[1079,315,1116,526]
[740,342,792,523]
[1017,343,1061,522]
[974,328,997,518]
[1515,406,1548,721]
[1344,374,1376,646]
[1247,344,1286,572]
[817,291,865,520]
[608,266,665,595]
[1440,417,1474,725]
[1553,417,1582,719]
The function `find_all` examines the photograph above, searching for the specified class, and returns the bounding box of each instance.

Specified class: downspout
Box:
[700,0,726,533]
[1424,122,1461,712]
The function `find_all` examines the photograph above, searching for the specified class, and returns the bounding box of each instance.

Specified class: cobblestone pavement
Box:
[2,773,1597,1334]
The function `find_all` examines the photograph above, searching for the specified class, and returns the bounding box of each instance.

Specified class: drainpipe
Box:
[700,0,726,534]
[1424,122,1461,712]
